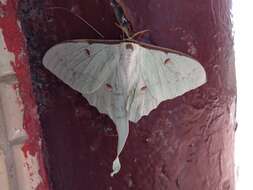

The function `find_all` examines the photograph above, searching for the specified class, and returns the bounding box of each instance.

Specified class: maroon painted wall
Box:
[18,0,236,189]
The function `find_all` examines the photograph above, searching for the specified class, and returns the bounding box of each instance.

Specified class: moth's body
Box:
[43,39,207,176]
[117,43,138,113]
[108,43,139,168]
[105,42,140,120]
[107,42,159,122]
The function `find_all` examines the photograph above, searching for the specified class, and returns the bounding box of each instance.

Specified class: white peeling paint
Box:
[16,20,22,32]
[13,145,43,190]
[25,153,43,190]
[0,29,15,78]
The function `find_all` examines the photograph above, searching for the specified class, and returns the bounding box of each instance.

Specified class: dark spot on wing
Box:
[164,58,173,64]
[84,49,90,56]
[105,83,113,91]
[126,43,134,50]
[141,86,147,91]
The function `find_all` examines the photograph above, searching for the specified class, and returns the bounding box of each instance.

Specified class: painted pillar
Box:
[0,0,49,189]
[18,0,236,190]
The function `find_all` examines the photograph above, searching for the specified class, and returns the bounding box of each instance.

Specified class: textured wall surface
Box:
[18,0,236,190]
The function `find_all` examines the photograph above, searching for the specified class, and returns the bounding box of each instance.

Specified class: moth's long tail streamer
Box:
[47,7,104,38]
[111,117,129,177]
[111,157,121,177]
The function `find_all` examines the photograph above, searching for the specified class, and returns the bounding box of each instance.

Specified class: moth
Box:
[43,38,206,176]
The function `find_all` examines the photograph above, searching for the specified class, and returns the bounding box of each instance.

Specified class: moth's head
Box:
[125,43,134,51]
[120,42,140,56]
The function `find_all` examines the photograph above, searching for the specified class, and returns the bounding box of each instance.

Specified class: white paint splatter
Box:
[25,153,43,189]
[16,20,22,32]
[187,41,197,56]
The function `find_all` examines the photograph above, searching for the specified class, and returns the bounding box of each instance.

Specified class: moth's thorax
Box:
[119,42,139,64]
[118,43,140,92]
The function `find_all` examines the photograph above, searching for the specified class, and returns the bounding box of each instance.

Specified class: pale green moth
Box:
[43,39,207,176]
